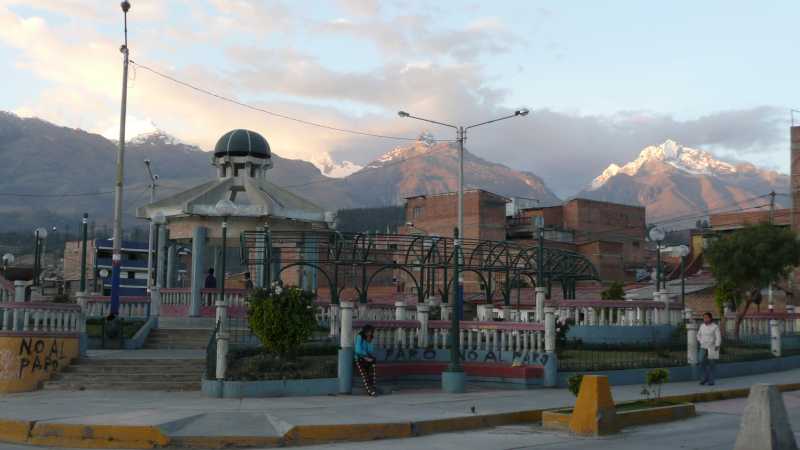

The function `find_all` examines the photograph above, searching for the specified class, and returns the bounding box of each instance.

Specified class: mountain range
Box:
[0,112,789,233]
[579,140,789,224]
[0,112,557,231]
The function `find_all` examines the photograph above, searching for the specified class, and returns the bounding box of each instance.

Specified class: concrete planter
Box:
[202,377,338,398]
[542,401,695,431]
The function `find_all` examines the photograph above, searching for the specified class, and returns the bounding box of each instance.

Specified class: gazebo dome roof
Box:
[213,129,270,159]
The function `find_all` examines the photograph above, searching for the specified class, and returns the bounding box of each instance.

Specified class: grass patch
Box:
[225,343,338,381]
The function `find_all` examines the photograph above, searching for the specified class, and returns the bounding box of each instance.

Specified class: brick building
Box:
[709,208,790,232]
[402,191,648,282]
[402,190,508,241]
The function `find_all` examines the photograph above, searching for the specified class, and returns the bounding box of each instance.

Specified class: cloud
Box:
[0,2,788,201]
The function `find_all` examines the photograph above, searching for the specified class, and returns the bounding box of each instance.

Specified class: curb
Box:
[2,382,799,449]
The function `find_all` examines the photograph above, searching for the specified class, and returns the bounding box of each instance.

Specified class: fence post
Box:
[687,321,698,379]
[535,287,546,322]
[14,281,25,303]
[544,306,557,387]
[338,301,354,394]
[770,319,782,358]
[150,287,161,318]
[417,304,430,348]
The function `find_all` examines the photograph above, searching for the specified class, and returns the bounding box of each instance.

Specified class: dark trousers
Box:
[356,357,377,396]
[699,349,715,383]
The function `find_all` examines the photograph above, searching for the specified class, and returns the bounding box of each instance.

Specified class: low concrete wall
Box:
[0,335,80,393]
[557,355,800,387]
[202,377,338,398]
[124,316,157,350]
[566,325,676,345]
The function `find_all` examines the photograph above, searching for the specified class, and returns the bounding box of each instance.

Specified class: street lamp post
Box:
[80,213,89,293]
[649,227,665,292]
[214,199,236,380]
[144,159,158,293]
[110,0,131,316]
[33,227,48,288]
[398,108,529,393]
[676,245,690,309]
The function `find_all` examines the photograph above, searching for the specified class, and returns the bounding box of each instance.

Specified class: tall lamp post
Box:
[32,227,48,288]
[676,245,690,309]
[110,0,131,316]
[144,159,159,293]
[649,227,665,292]
[398,108,529,393]
[214,199,236,380]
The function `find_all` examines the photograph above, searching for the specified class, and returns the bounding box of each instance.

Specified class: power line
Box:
[130,60,453,143]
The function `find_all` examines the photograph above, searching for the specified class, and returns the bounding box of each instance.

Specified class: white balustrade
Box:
[84,296,151,319]
[0,303,82,334]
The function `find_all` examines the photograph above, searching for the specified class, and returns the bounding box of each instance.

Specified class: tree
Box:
[705,224,800,338]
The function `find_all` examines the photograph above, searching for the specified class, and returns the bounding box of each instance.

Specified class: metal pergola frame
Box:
[240,230,600,305]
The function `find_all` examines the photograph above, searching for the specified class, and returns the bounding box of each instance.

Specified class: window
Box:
[127,272,136,279]
[633,241,640,248]
[413,206,423,219]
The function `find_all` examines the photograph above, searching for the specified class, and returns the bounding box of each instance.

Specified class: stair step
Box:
[54,375,201,383]
[43,381,201,391]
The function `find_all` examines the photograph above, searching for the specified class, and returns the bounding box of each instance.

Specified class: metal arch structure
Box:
[240,230,600,305]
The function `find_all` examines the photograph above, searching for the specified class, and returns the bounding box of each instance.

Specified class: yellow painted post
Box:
[568,375,619,436]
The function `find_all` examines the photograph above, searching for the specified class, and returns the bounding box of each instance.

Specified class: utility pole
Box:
[144,159,158,293]
[80,213,88,293]
[769,190,776,312]
[110,1,131,316]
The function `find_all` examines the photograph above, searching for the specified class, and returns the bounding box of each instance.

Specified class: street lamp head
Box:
[677,244,690,258]
[120,1,131,13]
[648,227,665,243]
[34,227,48,239]
[398,111,410,118]
[215,199,237,217]
[2,253,14,265]
[515,108,530,116]
[144,159,151,166]
[151,211,166,225]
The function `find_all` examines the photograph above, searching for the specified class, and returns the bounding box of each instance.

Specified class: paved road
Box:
[2,392,798,450]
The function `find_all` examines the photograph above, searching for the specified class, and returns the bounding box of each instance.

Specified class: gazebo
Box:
[137,129,333,317]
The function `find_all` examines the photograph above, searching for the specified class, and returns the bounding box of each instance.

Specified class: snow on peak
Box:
[589,140,737,190]
[311,153,363,178]
[130,130,184,146]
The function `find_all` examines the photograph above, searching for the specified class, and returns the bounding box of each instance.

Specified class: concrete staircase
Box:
[143,328,212,350]
[43,358,205,391]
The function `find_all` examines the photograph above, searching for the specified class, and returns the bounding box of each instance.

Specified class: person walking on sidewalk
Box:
[698,312,721,385]
[355,325,379,396]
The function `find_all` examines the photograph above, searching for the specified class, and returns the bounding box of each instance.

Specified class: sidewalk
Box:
[1,368,799,448]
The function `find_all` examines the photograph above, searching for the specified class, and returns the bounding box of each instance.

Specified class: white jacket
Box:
[698,322,721,360]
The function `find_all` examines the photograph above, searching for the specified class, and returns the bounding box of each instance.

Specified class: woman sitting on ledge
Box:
[355,325,378,397]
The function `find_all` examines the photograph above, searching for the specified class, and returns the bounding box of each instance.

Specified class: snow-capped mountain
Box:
[581,140,789,224]
[311,153,363,178]
[345,134,560,206]
[590,140,736,190]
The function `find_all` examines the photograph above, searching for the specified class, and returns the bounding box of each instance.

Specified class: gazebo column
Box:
[190,226,208,317]
[166,244,177,288]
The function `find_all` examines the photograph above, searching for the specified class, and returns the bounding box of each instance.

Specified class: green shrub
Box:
[567,374,584,397]
[601,282,625,300]
[248,286,317,359]
[645,368,669,401]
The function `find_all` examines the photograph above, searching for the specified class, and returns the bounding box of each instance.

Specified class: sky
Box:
[0,0,798,197]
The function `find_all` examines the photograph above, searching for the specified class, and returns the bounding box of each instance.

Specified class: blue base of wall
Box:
[567,325,676,345]
[202,377,339,398]
[556,354,800,388]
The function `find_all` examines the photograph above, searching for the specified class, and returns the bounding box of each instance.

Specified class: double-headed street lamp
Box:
[144,159,159,293]
[398,108,529,393]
